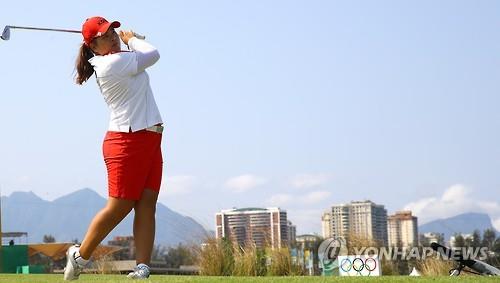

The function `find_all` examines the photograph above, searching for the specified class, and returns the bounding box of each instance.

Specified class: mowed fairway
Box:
[0,274,498,283]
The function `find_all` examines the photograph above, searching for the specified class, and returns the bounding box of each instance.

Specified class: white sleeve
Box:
[90,53,137,78]
[128,37,160,73]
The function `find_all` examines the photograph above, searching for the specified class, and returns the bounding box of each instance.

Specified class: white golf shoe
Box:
[63,245,85,280]
[127,263,151,279]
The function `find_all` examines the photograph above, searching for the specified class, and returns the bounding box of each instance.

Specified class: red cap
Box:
[82,16,120,45]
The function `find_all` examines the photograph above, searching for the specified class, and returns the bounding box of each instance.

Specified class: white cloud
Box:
[290,173,331,189]
[161,175,197,196]
[405,197,437,214]
[441,185,468,202]
[304,191,332,204]
[225,174,267,193]
[404,184,500,230]
[266,194,294,206]
[265,190,332,207]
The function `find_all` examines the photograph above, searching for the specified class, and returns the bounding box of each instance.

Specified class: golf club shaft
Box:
[8,25,80,33]
[7,25,145,39]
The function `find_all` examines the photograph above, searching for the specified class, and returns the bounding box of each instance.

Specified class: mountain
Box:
[1,188,208,247]
[419,212,498,241]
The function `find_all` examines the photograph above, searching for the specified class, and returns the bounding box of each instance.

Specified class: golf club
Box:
[431,242,500,276]
[1,25,145,41]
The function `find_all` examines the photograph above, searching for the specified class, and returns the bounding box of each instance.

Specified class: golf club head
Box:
[1,26,10,40]
[133,32,145,40]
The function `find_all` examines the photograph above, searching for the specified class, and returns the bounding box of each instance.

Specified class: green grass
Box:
[0,274,497,283]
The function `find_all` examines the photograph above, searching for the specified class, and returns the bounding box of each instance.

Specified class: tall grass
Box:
[380,259,399,275]
[267,247,292,276]
[268,247,305,276]
[417,257,454,276]
[197,237,303,276]
[232,243,267,276]
[198,235,461,277]
[197,237,234,276]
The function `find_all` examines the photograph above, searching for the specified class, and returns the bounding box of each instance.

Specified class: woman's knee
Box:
[141,189,159,202]
[135,189,158,210]
[105,198,135,216]
[134,203,156,216]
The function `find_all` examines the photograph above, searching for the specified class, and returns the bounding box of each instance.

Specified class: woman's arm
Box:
[128,37,160,72]
[120,30,160,73]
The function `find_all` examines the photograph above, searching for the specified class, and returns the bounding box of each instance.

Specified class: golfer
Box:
[64,16,163,280]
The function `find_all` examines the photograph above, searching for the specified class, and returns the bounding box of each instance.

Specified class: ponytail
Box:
[75,43,95,85]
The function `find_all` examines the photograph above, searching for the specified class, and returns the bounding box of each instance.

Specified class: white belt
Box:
[145,125,164,134]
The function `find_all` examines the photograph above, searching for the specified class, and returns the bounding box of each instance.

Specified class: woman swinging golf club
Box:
[64,16,163,280]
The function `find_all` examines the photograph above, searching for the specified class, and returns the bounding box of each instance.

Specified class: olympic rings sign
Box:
[338,255,380,276]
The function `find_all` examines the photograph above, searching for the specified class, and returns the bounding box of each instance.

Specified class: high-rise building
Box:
[215,207,288,249]
[387,211,418,247]
[321,211,332,239]
[287,220,297,245]
[323,200,388,245]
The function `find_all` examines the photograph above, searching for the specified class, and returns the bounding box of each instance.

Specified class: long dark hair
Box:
[75,43,95,85]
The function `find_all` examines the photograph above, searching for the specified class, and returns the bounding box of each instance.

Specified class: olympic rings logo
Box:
[340,257,377,275]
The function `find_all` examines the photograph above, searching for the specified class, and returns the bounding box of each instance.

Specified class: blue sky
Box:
[1,0,499,235]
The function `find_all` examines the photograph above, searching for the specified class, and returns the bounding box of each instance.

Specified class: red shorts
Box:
[103,130,163,200]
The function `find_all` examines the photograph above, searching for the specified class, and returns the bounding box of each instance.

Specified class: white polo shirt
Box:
[89,38,163,132]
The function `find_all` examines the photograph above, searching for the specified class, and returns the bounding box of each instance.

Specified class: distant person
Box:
[9,239,14,246]
[64,16,163,280]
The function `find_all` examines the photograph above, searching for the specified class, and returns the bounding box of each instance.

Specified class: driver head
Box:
[1,26,10,40]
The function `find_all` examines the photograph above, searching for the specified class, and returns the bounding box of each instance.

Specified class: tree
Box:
[482,229,496,250]
[464,236,473,247]
[151,244,167,261]
[419,234,430,247]
[164,243,196,268]
[43,235,56,243]
[453,234,465,248]
[493,237,500,253]
[435,233,445,245]
[471,230,481,248]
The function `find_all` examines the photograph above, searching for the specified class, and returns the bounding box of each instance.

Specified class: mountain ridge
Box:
[419,212,497,242]
[2,188,207,247]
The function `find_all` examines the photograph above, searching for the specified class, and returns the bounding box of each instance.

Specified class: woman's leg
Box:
[133,189,159,265]
[79,197,135,259]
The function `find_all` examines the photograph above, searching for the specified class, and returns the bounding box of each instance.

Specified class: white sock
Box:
[74,251,89,267]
